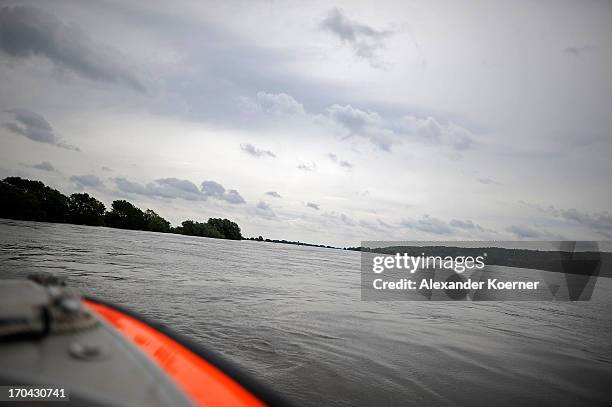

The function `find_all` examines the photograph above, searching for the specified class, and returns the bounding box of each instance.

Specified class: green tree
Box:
[207,218,242,240]
[0,177,247,242]
[176,220,224,238]
[104,200,146,230]
[144,209,171,233]
[68,193,106,226]
[0,177,68,222]
[0,180,44,220]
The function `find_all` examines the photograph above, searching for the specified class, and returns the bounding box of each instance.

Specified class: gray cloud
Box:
[339,212,356,226]
[5,109,53,143]
[114,177,148,195]
[321,211,357,227]
[257,201,271,210]
[101,166,113,172]
[201,180,246,204]
[476,177,500,185]
[240,143,276,158]
[327,152,353,168]
[383,215,491,236]
[506,224,541,238]
[4,108,79,151]
[322,211,407,235]
[518,202,612,238]
[70,174,103,188]
[402,214,454,235]
[517,201,561,217]
[357,218,378,229]
[449,219,484,232]
[561,208,612,237]
[223,190,246,204]
[265,191,281,198]
[255,200,276,219]
[327,104,395,151]
[306,202,320,210]
[32,161,56,172]
[320,8,392,67]
[0,5,147,92]
[147,178,203,201]
[113,177,245,204]
[564,45,595,56]
[297,162,316,172]
[200,180,225,198]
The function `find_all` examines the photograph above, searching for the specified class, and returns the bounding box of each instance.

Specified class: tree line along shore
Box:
[0,176,341,249]
[0,177,242,240]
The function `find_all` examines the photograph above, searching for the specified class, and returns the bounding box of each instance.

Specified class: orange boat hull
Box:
[85,300,269,407]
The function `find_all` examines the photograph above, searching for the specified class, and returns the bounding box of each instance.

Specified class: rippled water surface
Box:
[1,220,611,406]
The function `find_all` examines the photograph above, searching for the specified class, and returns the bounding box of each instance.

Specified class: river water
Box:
[1,219,611,406]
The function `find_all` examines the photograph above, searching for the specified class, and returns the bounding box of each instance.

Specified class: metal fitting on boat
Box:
[0,273,98,339]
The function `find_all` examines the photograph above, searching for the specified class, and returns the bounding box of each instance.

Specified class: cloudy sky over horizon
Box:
[1,0,611,246]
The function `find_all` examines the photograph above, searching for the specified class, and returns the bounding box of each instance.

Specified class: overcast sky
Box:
[0,0,611,246]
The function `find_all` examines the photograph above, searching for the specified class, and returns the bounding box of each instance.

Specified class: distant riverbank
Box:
[0,176,245,241]
[0,176,346,249]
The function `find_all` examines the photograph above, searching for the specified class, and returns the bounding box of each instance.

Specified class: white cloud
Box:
[399,116,475,151]
[255,91,305,117]
[70,174,103,188]
[240,143,276,158]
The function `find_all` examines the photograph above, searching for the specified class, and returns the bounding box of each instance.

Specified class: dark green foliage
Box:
[104,200,146,230]
[0,177,244,242]
[175,220,224,239]
[175,219,242,240]
[144,209,171,233]
[68,193,106,226]
[0,177,68,222]
[0,180,44,220]
[207,218,242,240]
